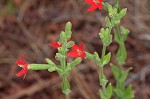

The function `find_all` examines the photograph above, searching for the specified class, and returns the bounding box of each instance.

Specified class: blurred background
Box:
[0,0,150,99]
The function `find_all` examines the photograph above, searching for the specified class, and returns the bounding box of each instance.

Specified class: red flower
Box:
[16,55,28,79]
[49,41,62,49]
[85,0,103,12]
[49,39,71,49]
[67,42,86,59]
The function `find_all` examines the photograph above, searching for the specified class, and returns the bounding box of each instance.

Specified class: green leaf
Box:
[46,58,55,65]
[106,83,112,98]
[48,66,57,72]
[102,52,111,66]
[123,85,134,99]
[116,44,127,65]
[29,64,51,70]
[115,89,124,98]
[102,2,110,11]
[112,18,120,26]
[105,16,112,28]
[99,72,108,87]
[65,22,72,39]
[66,41,74,48]
[108,4,113,14]
[120,26,130,42]
[110,64,120,81]
[100,90,107,99]
[119,67,132,82]
[66,58,82,72]
[99,28,112,46]
[55,53,65,61]
[60,31,66,43]
[62,79,71,95]
[109,8,117,18]
[94,52,101,65]
[118,8,127,19]
[114,28,120,43]
[85,52,95,59]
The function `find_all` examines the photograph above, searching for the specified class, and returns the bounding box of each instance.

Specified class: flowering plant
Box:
[16,0,134,99]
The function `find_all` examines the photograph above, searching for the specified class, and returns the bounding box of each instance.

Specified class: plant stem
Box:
[66,94,69,99]
[99,45,107,92]
[115,0,119,6]
[60,41,70,99]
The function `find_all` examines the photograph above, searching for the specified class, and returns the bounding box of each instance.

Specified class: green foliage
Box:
[116,44,127,65]
[46,58,55,65]
[103,2,127,27]
[66,58,82,72]
[106,83,113,99]
[99,72,107,87]
[29,64,51,70]
[111,63,133,99]
[65,22,72,40]
[99,28,112,46]
[16,0,134,98]
[62,79,71,95]
[105,16,112,28]
[120,26,130,42]
[111,64,120,80]
[94,52,101,64]
[66,41,74,48]
[100,83,112,99]
[27,22,82,98]
[85,52,95,59]
[114,26,129,44]
[102,52,111,66]
[114,85,134,99]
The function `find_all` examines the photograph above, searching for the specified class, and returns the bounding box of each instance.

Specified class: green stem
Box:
[115,0,119,6]
[28,64,51,70]
[60,41,70,99]
[102,45,106,59]
[99,45,107,92]
[66,94,69,99]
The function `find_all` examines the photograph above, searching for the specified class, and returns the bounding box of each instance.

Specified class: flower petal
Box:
[16,60,26,65]
[49,42,61,49]
[16,68,28,79]
[99,0,102,2]
[97,4,103,10]
[87,5,97,12]
[80,51,86,58]
[67,51,79,57]
[79,42,84,51]
[72,44,80,51]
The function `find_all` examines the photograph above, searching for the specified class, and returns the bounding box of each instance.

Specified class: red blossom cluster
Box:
[49,41,86,59]
[16,0,103,79]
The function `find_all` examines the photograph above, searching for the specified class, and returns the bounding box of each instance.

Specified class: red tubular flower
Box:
[49,39,71,49]
[48,41,62,49]
[85,0,103,12]
[67,42,86,59]
[16,55,28,79]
